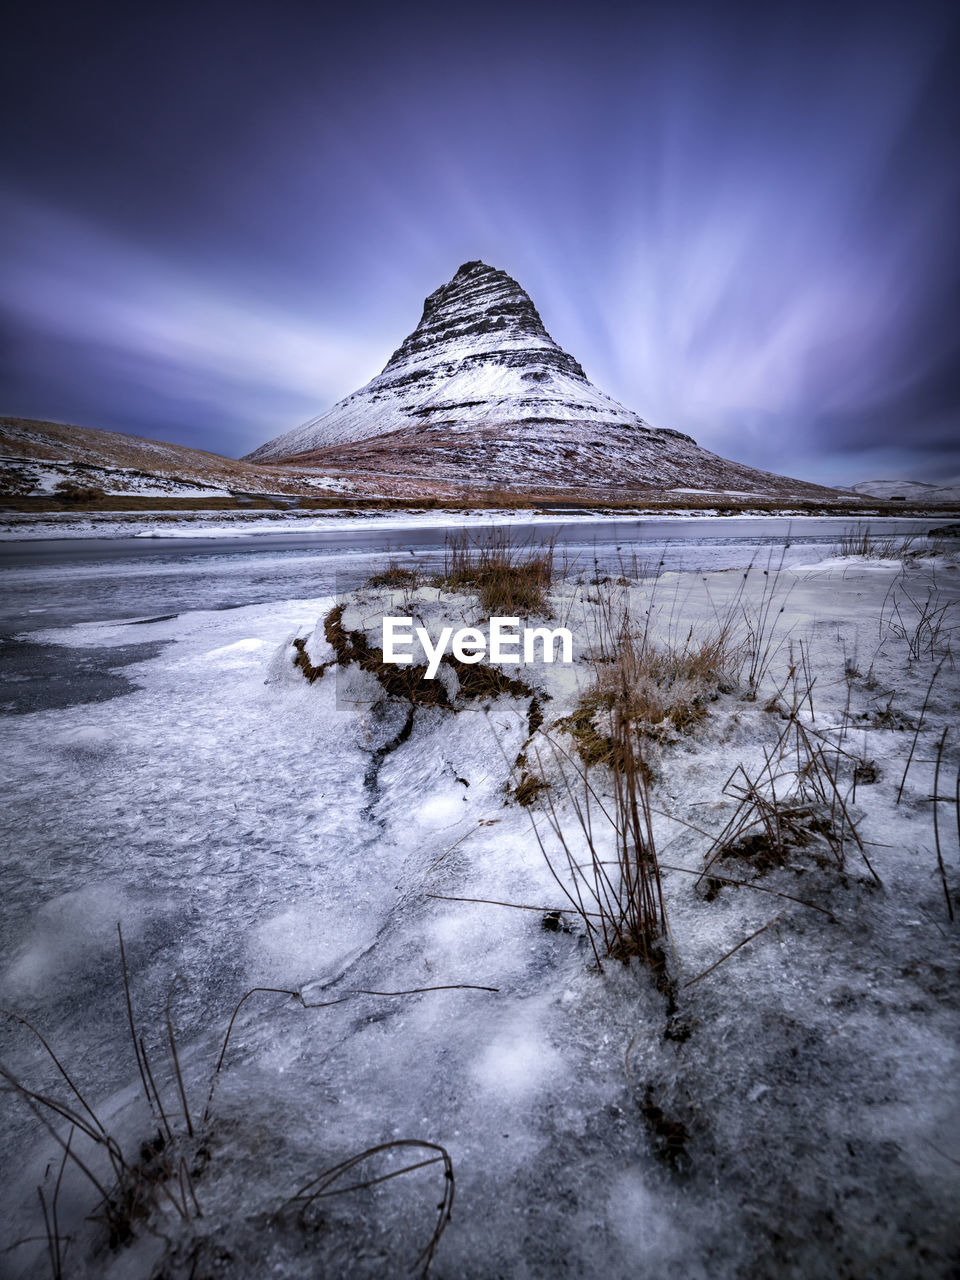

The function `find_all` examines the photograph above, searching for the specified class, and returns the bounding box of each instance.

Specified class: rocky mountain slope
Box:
[0,416,344,498]
[246,261,676,459]
[274,419,822,496]
[245,261,841,498]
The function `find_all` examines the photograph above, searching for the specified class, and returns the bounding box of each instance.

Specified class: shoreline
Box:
[2,504,958,542]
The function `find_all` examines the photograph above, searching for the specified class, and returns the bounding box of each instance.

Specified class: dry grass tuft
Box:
[437,532,554,615]
[522,593,678,969]
[2,940,465,1276]
[696,677,882,886]
[52,480,106,504]
[880,582,956,660]
[834,525,916,559]
[515,589,745,972]
[565,593,738,768]
[365,562,423,589]
[318,605,540,718]
[529,713,671,973]
[513,770,549,807]
[447,655,537,703]
[323,605,450,707]
[291,637,332,684]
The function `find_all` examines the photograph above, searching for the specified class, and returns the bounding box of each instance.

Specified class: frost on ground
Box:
[0,455,234,499]
[1,536,958,1277]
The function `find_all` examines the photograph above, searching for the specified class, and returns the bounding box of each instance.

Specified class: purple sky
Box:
[2,0,958,484]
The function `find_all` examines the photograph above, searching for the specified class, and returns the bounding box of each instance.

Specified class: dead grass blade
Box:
[897,657,946,803]
[165,983,193,1138]
[426,892,595,917]
[657,863,837,920]
[682,915,783,988]
[931,728,954,922]
[118,924,154,1121]
[286,1138,455,1275]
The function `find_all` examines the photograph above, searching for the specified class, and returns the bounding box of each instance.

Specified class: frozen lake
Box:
[1,515,941,715]
[1,514,957,1278]
[0,514,944,633]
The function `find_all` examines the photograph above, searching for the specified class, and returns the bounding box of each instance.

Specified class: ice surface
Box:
[5,507,956,542]
[1,534,958,1277]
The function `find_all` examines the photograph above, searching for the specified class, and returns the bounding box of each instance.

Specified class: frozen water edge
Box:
[1,550,959,1277]
[1,506,947,542]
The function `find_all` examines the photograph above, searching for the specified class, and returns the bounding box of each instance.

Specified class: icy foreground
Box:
[1,541,959,1277]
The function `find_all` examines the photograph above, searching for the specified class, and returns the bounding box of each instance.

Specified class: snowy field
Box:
[1,522,958,1277]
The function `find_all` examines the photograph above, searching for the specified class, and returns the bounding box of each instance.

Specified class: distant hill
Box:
[844,479,960,503]
[0,416,348,498]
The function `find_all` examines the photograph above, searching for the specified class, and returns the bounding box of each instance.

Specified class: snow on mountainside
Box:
[845,479,960,502]
[0,416,343,497]
[244,262,841,499]
[246,260,681,460]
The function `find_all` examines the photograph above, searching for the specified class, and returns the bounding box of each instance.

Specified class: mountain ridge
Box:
[5,415,956,510]
[245,260,693,463]
[244,261,841,498]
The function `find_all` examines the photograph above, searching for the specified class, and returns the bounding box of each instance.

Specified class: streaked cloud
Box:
[1,1,956,480]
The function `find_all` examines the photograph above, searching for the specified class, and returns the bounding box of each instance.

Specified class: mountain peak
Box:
[245,261,669,460]
[453,259,491,277]
[389,259,572,377]
[242,261,839,500]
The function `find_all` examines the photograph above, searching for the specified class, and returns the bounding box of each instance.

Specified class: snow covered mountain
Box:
[246,260,680,460]
[245,261,839,499]
[844,479,960,502]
